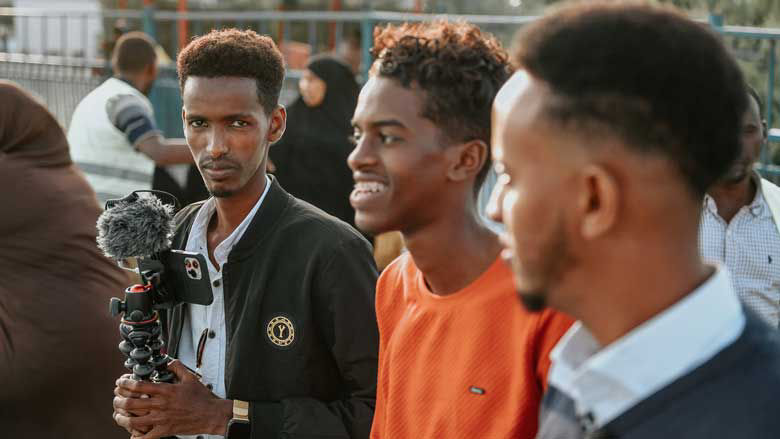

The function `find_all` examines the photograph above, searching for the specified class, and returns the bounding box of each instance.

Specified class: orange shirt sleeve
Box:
[533,310,575,390]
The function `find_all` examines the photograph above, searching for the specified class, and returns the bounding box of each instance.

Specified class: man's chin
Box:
[355,213,392,236]
[719,166,751,185]
[208,188,235,198]
[517,290,548,312]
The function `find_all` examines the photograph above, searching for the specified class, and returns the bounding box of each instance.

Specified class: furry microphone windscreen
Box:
[96,194,175,260]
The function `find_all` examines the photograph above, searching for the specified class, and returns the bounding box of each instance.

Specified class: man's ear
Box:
[145,62,158,83]
[762,119,769,141]
[446,139,489,183]
[268,105,287,144]
[578,164,619,240]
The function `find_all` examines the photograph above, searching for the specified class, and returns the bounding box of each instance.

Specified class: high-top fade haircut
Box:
[177,29,285,114]
[113,31,157,74]
[513,1,747,197]
[372,20,512,191]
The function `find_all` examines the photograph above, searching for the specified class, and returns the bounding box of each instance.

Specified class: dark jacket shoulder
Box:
[538,311,780,439]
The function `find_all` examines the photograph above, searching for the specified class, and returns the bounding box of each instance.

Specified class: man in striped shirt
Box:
[68,32,192,204]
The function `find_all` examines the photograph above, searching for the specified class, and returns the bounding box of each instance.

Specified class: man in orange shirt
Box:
[348,20,573,439]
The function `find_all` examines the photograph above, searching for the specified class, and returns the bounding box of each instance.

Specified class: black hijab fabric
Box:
[270,55,360,229]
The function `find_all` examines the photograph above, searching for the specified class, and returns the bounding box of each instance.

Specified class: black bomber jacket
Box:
[162,177,379,438]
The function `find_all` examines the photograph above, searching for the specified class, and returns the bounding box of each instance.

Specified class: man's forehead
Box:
[492,71,574,167]
[183,76,257,98]
[493,70,548,119]
[354,76,421,124]
[182,76,264,111]
[495,71,531,113]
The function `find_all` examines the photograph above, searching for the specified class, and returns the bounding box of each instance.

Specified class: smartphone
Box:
[139,250,214,306]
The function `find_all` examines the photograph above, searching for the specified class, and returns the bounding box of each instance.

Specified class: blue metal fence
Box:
[0,7,534,139]
[1,7,779,177]
[710,18,780,176]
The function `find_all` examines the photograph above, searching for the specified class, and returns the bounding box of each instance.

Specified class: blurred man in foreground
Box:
[488,2,780,437]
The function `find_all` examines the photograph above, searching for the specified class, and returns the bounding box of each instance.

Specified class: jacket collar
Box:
[172,175,292,260]
[226,175,291,261]
[173,176,291,261]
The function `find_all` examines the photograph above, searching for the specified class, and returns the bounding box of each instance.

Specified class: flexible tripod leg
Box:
[149,323,175,383]
[119,320,155,381]
[113,285,176,383]
[119,313,175,382]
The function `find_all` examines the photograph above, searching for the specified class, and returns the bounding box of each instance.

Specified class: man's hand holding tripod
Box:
[113,360,233,439]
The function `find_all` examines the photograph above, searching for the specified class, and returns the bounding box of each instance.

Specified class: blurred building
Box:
[12,0,103,57]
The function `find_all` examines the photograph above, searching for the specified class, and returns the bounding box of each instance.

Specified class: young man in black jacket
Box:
[112,29,379,439]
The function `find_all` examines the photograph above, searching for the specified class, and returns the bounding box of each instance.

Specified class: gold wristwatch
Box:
[225,400,250,438]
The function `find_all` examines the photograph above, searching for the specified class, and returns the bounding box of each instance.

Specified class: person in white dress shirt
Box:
[700,87,780,327]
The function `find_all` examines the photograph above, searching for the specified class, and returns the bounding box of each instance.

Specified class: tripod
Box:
[110,283,175,383]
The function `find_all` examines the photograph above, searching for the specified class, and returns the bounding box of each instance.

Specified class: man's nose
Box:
[207,128,229,158]
[347,135,377,171]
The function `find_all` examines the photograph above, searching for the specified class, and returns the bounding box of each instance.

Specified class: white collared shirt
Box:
[547,268,745,430]
[699,171,780,327]
[176,176,271,439]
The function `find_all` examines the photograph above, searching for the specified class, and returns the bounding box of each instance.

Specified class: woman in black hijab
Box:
[270,54,360,229]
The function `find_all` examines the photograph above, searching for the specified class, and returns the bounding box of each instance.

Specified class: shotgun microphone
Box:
[96,190,212,382]
[97,190,174,261]
[96,190,212,309]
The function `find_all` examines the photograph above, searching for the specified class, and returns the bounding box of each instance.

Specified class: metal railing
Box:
[710,18,780,176]
[0,7,537,74]
[0,7,536,138]
[0,52,105,129]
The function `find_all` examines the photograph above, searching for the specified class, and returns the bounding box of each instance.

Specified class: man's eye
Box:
[379,134,400,144]
[231,120,249,128]
[349,132,363,145]
[189,120,206,128]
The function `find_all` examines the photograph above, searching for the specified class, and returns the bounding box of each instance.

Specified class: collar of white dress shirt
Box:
[188,175,272,268]
[547,267,745,429]
[703,171,769,218]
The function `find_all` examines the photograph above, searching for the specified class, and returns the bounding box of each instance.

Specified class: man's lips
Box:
[201,160,238,178]
[350,177,389,207]
[203,166,238,179]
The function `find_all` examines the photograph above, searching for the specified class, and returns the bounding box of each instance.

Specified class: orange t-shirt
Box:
[370,254,573,439]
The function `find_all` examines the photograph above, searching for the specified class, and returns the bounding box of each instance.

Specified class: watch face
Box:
[226,419,251,439]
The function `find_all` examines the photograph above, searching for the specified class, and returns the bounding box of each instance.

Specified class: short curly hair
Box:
[513,1,746,197]
[372,20,512,190]
[177,29,285,114]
